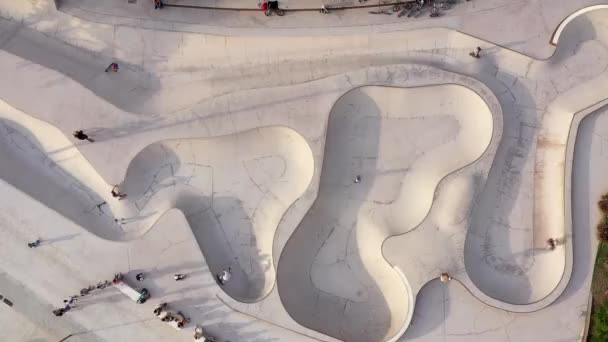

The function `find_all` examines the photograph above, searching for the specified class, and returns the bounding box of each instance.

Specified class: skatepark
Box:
[0,1,607,341]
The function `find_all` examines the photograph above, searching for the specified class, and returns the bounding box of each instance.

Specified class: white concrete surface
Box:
[0,1,608,342]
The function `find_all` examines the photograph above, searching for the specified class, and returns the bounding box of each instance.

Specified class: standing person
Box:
[63,296,77,308]
[259,1,268,11]
[73,130,94,142]
[154,0,164,9]
[105,62,119,72]
[28,239,41,248]
[439,273,452,282]
[469,46,482,59]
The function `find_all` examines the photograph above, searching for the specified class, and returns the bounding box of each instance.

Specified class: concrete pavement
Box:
[0,1,608,342]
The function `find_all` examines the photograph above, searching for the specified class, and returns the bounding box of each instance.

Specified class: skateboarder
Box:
[73,130,94,142]
[105,62,119,72]
[469,46,481,59]
[28,239,41,248]
[546,238,563,250]
[216,268,232,285]
[111,185,127,200]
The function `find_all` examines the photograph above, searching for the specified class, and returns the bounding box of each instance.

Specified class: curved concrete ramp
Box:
[462,8,608,310]
[0,99,314,302]
[122,131,314,302]
[278,84,494,342]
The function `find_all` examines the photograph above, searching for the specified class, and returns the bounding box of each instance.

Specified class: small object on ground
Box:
[469,46,481,58]
[354,175,361,183]
[216,267,232,285]
[28,239,41,248]
[111,185,127,200]
[105,62,119,72]
[154,0,163,9]
[153,302,167,316]
[136,272,145,281]
[440,273,452,282]
[73,130,94,142]
[546,238,557,250]
[174,273,187,281]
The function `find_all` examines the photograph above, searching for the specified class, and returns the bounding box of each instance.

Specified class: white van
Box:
[112,273,150,304]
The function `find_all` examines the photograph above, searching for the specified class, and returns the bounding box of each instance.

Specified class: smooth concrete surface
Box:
[1,1,608,342]
[0,97,313,302]
[278,83,495,342]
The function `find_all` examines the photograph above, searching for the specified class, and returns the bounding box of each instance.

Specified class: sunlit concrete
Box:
[0,1,608,342]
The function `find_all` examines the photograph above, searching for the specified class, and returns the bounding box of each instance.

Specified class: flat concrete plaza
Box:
[0,1,607,341]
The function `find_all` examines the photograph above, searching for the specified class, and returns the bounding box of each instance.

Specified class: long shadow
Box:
[462,51,537,305]
[556,105,606,304]
[278,88,393,342]
[122,141,272,303]
[548,14,597,67]
[0,118,121,240]
[0,17,162,115]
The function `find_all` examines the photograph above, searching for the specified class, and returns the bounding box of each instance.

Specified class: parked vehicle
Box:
[112,273,150,304]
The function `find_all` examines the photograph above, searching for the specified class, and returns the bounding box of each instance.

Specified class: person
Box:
[440,273,452,282]
[73,130,94,142]
[63,296,77,309]
[53,308,64,316]
[136,272,145,281]
[194,326,204,340]
[320,5,330,13]
[174,273,186,281]
[469,46,481,59]
[259,1,268,11]
[111,185,127,200]
[354,175,361,183]
[154,0,163,9]
[547,238,557,250]
[105,62,119,72]
[28,239,41,248]
[216,267,232,285]
[153,303,166,316]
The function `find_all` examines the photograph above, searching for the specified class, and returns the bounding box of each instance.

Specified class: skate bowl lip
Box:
[550,5,608,45]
